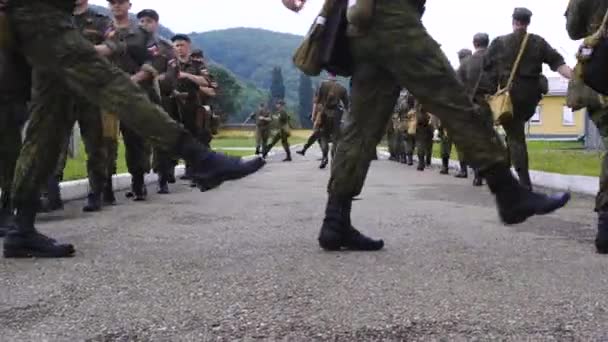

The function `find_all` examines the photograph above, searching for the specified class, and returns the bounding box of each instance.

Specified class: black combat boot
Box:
[417,154,425,171]
[3,205,74,258]
[484,165,570,225]
[45,176,64,211]
[407,153,414,166]
[103,177,116,205]
[283,150,292,162]
[157,173,170,194]
[426,154,432,166]
[455,162,468,178]
[319,157,329,169]
[472,169,483,187]
[178,136,265,192]
[596,212,608,254]
[318,195,384,251]
[439,157,449,174]
[82,192,102,212]
[126,173,147,201]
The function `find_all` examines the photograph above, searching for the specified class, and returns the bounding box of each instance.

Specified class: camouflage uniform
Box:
[0,46,29,230]
[38,7,111,211]
[315,0,570,252]
[457,46,495,185]
[105,20,159,200]
[316,80,349,166]
[414,103,433,170]
[264,106,292,161]
[485,24,566,190]
[566,0,608,253]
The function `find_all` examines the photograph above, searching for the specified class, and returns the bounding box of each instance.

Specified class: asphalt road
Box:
[1,149,607,341]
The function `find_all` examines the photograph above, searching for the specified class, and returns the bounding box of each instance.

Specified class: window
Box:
[562,106,575,126]
[530,106,542,125]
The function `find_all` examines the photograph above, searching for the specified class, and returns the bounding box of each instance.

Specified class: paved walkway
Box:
[1,149,607,340]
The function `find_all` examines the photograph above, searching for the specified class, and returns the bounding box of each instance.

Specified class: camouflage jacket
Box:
[565,0,608,40]
[485,30,565,89]
[316,80,349,110]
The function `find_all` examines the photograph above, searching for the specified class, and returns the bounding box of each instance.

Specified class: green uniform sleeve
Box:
[540,38,566,72]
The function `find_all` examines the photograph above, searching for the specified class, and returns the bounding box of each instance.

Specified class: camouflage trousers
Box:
[415,125,433,159]
[255,126,270,152]
[438,129,464,162]
[589,107,608,212]
[267,129,291,155]
[8,1,188,207]
[328,0,507,198]
[0,101,26,209]
[38,88,108,195]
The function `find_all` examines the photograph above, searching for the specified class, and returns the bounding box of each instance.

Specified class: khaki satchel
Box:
[102,112,120,140]
[406,110,417,135]
[293,16,326,76]
[487,33,529,126]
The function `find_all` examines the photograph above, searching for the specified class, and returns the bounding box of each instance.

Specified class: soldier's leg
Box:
[589,108,608,254]
[502,118,531,190]
[0,102,25,234]
[6,69,76,257]
[439,131,451,174]
[319,62,398,251]
[281,131,292,162]
[425,127,433,166]
[120,124,149,201]
[103,135,118,205]
[263,132,281,158]
[298,129,320,155]
[77,102,107,211]
[255,127,262,154]
[415,126,428,171]
[39,136,69,212]
[362,0,568,224]
[454,144,468,178]
[404,133,415,165]
[11,2,263,194]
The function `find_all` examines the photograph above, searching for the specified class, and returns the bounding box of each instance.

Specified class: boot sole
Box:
[4,247,75,258]
[194,159,266,192]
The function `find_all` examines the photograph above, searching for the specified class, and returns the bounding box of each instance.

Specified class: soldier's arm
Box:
[541,38,572,79]
[565,0,593,40]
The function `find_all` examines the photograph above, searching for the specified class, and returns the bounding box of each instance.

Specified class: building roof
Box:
[546,76,568,96]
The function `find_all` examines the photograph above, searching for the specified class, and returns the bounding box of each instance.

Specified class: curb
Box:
[58,152,269,202]
[377,151,599,196]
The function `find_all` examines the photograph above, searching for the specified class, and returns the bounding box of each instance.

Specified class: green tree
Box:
[298,73,314,129]
[208,65,242,122]
[268,66,285,109]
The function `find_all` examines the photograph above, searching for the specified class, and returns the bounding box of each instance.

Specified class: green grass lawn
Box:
[381,139,603,177]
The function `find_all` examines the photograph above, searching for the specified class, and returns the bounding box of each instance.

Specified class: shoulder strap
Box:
[504,33,529,91]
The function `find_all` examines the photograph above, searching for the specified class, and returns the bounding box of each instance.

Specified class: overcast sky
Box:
[90,0,579,74]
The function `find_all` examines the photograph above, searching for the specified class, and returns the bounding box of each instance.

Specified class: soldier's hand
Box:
[282,0,306,12]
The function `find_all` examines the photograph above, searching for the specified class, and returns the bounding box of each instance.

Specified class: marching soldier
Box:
[263,100,292,161]
[485,7,573,191]
[565,0,608,254]
[314,73,349,169]
[415,101,433,171]
[248,103,272,155]
[457,33,495,187]
[284,0,570,252]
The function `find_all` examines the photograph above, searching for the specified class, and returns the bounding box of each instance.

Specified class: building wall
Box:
[526,95,585,137]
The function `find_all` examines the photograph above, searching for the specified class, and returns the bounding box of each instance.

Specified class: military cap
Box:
[457,48,472,60]
[137,9,159,22]
[171,34,191,43]
[512,7,532,23]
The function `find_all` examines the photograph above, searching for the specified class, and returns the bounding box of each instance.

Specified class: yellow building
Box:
[525,76,585,140]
